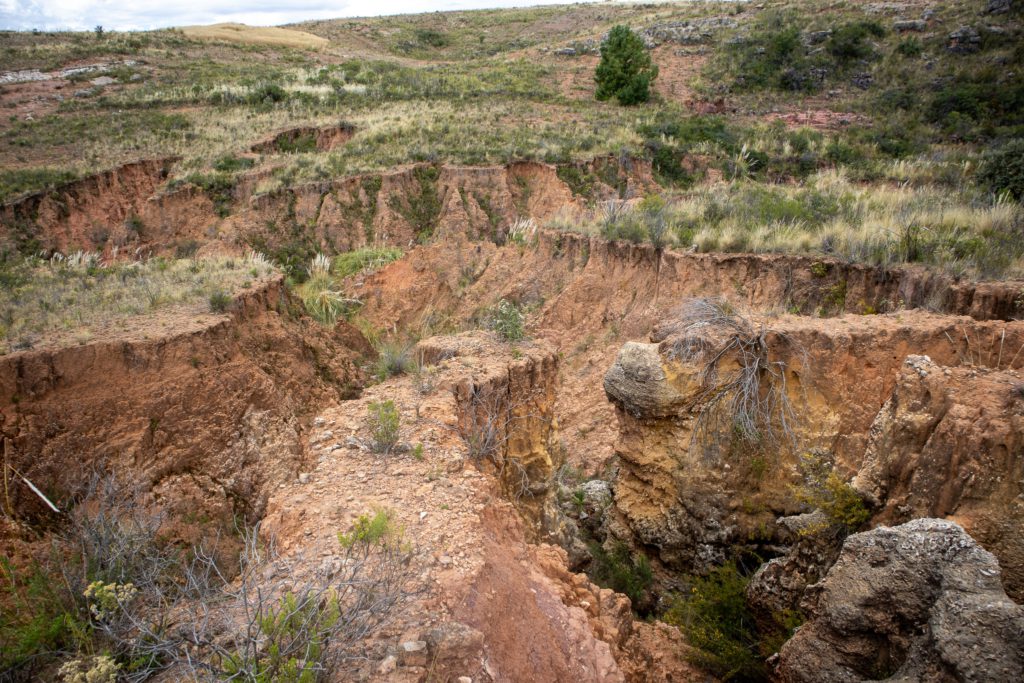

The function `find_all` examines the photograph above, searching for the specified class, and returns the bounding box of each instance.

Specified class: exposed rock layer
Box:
[776,519,1024,682]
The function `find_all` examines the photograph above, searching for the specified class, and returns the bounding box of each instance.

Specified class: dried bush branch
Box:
[664,298,806,458]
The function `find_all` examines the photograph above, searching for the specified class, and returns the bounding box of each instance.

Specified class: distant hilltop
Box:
[179,22,328,48]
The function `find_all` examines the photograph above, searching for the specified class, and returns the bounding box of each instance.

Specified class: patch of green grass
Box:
[333,246,403,279]
[0,168,80,203]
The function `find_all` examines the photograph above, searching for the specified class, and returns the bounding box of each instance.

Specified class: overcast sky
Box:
[1,0,601,32]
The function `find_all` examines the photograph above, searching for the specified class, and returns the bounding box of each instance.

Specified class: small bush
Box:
[895,36,922,57]
[978,138,1024,200]
[212,155,254,173]
[372,341,417,381]
[338,509,396,548]
[664,562,766,681]
[827,20,885,65]
[387,166,441,243]
[247,82,288,106]
[208,290,232,313]
[794,451,870,535]
[595,25,659,105]
[588,542,653,612]
[367,400,400,453]
[486,299,525,342]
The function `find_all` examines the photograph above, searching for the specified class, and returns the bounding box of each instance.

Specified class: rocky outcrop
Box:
[776,519,1024,682]
[0,277,367,530]
[852,356,1024,600]
[599,308,1024,577]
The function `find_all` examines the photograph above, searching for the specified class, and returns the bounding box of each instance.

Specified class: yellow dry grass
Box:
[179,23,328,49]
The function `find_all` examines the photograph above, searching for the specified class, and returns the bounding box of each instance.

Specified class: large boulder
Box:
[776,519,1024,682]
[852,355,1024,600]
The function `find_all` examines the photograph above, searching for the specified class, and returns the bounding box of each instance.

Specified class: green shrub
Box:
[372,341,417,381]
[827,20,885,65]
[387,166,441,242]
[212,155,254,173]
[978,138,1024,200]
[338,509,395,548]
[595,25,659,105]
[247,82,288,106]
[794,451,870,535]
[0,557,89,675]
[367,400,400,453]
[413,28,449,48]
[486,299,525,342]
[895,36,922,57]
[556,165,598,198]
[587,541,652,610]
[664,562,764,681]
[209,289,232,313]
[720,13,809,92]
[276,132,317,154]
[183,172,236,217]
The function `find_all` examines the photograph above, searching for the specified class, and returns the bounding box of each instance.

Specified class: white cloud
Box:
[0,0,594,31]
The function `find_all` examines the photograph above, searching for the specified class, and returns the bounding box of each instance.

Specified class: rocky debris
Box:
[852,355,1024,600]
[260,333,693,681]
[0,60,140,85]
[948,25,981,53]
[746,510,843,634]
[90,76,116,86]
[803,30,832,46]
[0,69,49,84]
[987,0,1012,13]
[641,17,737,46]
[893,19,927,31]
[851,72,874,90]
[776,519,1024,682]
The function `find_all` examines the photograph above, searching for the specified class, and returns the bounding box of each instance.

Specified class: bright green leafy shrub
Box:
[664,562,765,681]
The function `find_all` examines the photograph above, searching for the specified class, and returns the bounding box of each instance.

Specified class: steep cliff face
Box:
[0,156,653,261]
[0,158,177,255]
[599,309,1024,578]
[776,519,1024,683]
[0,278,367,530]
[853,356,1024,599]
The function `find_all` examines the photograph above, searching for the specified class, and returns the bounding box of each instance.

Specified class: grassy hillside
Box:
[1,0,1022,276]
